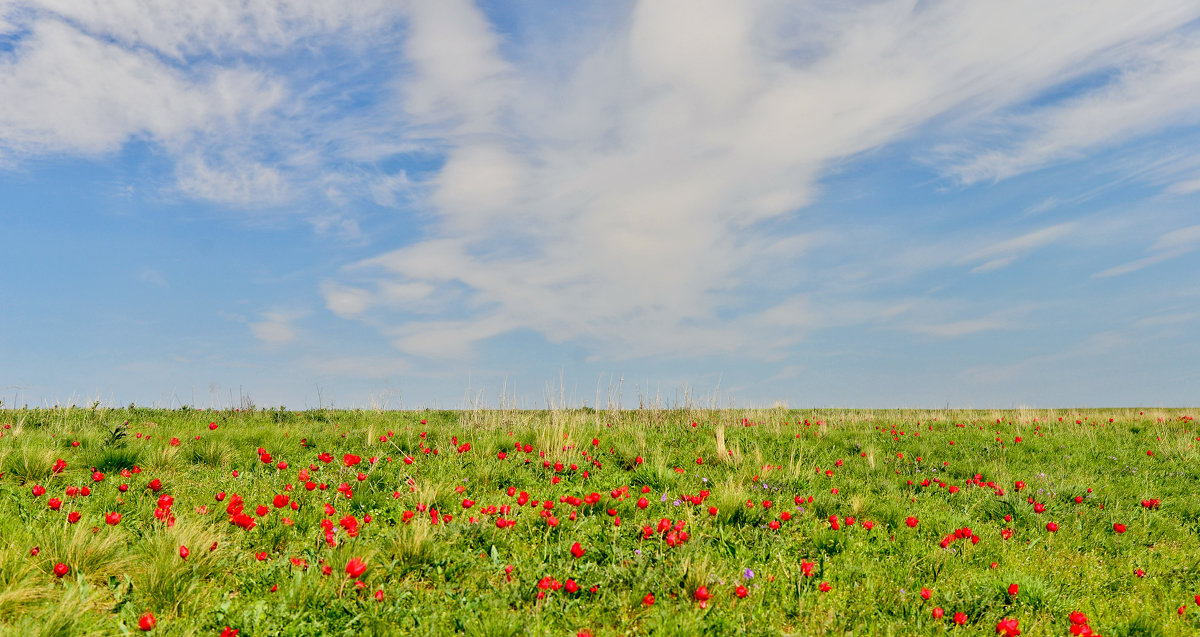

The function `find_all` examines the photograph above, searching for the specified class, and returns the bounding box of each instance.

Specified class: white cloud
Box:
[960,223,1076,273]
[331,1,1200,361]
[320,281,372,318]
[904,319,1010,339]
[1095,223,1200,277]
[176,155,289,206]
[0,19,284,158]
[0,1,399,210]
[136,268,168,288]
[947,33,1200,183]
[250,312,300,345]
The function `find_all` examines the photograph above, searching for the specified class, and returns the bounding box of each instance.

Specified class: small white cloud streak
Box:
[904,319,1010,339]
[1095,223,1200,277]
[960,223,1076,273]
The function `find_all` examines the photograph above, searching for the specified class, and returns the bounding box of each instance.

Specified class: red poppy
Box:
[346,557,367,578]
[53,562,69,577]
[138,612,156,631]
[996,617,1020,636]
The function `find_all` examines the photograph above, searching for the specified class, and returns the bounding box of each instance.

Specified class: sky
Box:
[1,1,1199,410]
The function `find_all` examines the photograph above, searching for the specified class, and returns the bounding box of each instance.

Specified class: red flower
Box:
[1069,611,1089,625]
[105,512,121,525]
[819,581,831,592]
[345,557,367,578]
[570,542,586,559]
[1113,523,1126,534]
[138,612,156,631]
[643,593,655,606]
[1046,522,1058,532]
[53,562,69,577]
[735,585,748,598]
[932,607,944,619]
[996,617,1020,636]
[920,587,931,600]
[694,586,711,608]
[905,516,918,528]
[953,612,967,625]
[179,545,190,559]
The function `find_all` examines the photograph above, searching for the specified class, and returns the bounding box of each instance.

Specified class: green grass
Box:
[0,406,1197,635]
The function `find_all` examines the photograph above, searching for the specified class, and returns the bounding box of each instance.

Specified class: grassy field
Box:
[1,405,1197,636]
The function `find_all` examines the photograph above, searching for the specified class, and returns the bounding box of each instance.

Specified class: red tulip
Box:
[932,607,944,619]
[643,593,655,606]
[905,516,918,528]
[1113,523,1126,534]
[179,546,190,559]
[1046,522,1058,532]
[953,612,967,625]
[735,585,748,598]
[138,612,156,631]
[570,542,585,559]
[346,557,367,578]
[53,562,69,577]
[105,512,121,525]
[1007,583,1018,596]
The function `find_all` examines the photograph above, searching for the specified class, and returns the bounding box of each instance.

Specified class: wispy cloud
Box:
[325,1,1200,362]
[959,223,1076,273]
[903,319,1011,339]
[1095,223,1200,277]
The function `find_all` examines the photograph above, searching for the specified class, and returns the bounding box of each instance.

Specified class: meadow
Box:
[0,404,1197,636]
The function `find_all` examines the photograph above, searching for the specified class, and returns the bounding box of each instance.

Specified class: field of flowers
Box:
[1,405,1198,636]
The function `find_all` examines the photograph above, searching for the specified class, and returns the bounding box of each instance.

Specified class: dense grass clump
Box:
[0,406,1197,635]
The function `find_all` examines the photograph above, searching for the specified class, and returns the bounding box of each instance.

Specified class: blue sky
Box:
[1,1,1199,409]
